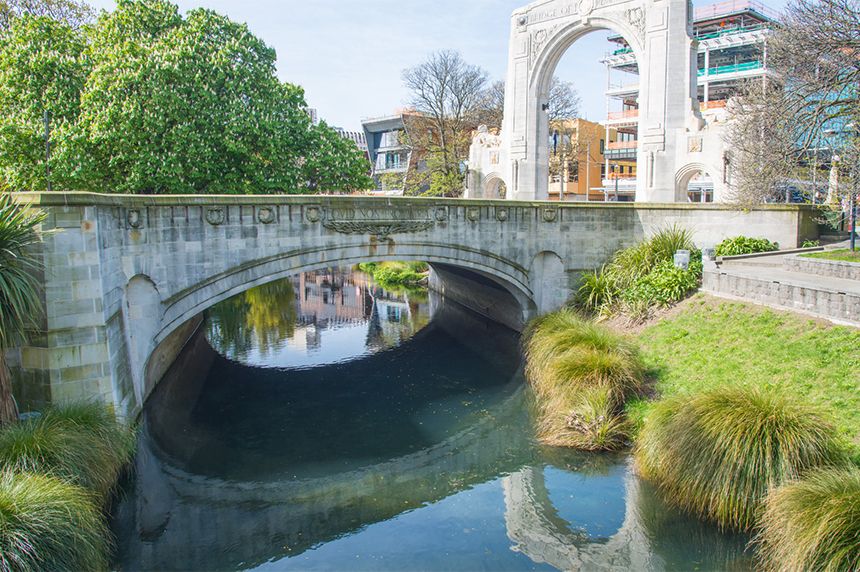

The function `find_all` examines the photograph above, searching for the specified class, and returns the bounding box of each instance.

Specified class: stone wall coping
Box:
[11,192,816,213]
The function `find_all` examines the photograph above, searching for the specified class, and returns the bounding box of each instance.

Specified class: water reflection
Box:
[112,268,752,572]
[205,269,430,369]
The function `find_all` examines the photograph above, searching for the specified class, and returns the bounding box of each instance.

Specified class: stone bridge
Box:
[10,192,816,418]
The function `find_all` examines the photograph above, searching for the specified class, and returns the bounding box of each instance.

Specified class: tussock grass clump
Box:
[756,467,860,572]
[635,385,846,531]
[0,402,135,500]
[0,471,110,572]
[525,309,643,451]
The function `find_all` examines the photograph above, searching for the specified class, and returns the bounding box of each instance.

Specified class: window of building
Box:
[599,139,605,154]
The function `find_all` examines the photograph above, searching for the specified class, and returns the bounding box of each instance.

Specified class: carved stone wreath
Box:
[127,209,143,229]
[496,208,510,222]
[322,220,433,240]
[435,207,449,222]
[467,207,481,222]
[206,207,226,226]
[305,206,322,223]
[257,206,276,224]
[542,208,559,223]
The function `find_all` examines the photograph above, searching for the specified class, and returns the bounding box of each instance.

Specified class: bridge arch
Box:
[155,245,537,349]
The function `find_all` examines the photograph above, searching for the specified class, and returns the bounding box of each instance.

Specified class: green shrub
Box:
[576,225,700,316]
[0,402,135,500]
[635,385,846,531]
[0,471,110,572]
[801,240,821,248]
[622,258,702,307]
[756,467,860,572]
[358,261,428,289]
[714,236,779,257]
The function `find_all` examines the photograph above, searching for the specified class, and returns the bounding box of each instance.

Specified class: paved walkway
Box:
[703,246,860,327]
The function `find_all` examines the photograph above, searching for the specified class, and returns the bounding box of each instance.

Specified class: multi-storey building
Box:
[547,119,637,201]
[601,0,777,202]
[362,113,417,196]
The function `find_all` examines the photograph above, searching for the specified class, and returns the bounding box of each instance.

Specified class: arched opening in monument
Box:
[676,166,715,203]
[484,176,507,199]
[537,27,642,203]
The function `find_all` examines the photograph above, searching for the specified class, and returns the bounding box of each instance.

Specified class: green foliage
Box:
[0,471,109,572]
[756,467,860,572]
[0,0,371,194]
[0,15,89,191]
[357,261,428,290]
[635,385,846,531]
[801,240,821,248]
[525,309,643,450]
[714,235,779,257]
[0,193,45,350]
[621,259,703,306]
[425,169,464,197]
[576,225,700,316]
[0,402,135,500]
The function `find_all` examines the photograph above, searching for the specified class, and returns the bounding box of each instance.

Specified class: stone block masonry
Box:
[11,192,818,418]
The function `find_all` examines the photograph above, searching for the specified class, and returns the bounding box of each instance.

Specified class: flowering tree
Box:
[0,0,372,194]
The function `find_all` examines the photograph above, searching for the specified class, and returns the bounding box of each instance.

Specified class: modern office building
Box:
[601,0,777,201]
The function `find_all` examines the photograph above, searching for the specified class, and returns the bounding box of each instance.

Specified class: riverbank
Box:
[627,293,860,460]
[525,293,860,569]
[0,403,135,570]
[356,261,429,291]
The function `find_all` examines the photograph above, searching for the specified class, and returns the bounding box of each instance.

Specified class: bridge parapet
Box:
[10,192,817,417]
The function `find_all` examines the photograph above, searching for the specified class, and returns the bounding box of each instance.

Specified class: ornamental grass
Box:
[0,471,109,572]
[635,385,846,531]
[756,467,860,572]
[0,402,135,501]
[525,309,643,451]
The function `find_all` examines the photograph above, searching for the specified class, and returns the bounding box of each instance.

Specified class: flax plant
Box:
[0,193,44,424]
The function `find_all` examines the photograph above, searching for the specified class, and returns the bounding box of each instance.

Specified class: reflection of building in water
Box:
[289,268,429,354]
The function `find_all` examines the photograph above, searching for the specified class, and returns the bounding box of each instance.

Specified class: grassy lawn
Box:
[628,294,860,459]
[801,249,860,263]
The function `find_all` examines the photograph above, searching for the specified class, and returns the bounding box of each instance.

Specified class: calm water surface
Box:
[112,268,752,571]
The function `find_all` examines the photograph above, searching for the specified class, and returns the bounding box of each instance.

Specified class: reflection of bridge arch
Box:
[503,462,657,571]
[117,387,534,571]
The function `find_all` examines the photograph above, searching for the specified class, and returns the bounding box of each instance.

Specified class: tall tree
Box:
[0,15,89,191]
[0,0,95,31]
[0,0,371,194]
[0,193,45,424]
[724,0,859,206]
[402,50,488,196]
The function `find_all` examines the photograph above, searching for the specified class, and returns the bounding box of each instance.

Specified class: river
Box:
[111,267,751,571]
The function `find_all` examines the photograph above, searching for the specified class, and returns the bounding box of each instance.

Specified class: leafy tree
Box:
[0,0,95,31]
[0,0,371,194]
[0,193,45,424]
[0,15,89,191]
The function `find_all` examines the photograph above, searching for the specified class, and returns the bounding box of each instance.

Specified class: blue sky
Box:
[84,0,786,131]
